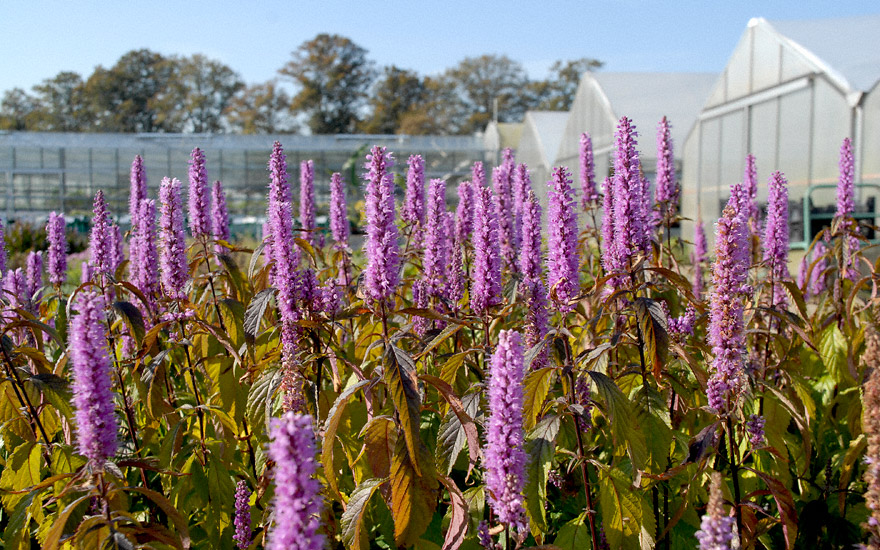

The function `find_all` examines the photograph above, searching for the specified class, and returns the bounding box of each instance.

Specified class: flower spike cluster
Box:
[762,171,790,310]
[546,166,580,312]
[69,290,118,464]
[363,146,400,305]
[89,190,113,277]
[47,212,67,286]
[233,480,252,549]
[692,219,708,301]
[695,472,737,549]
[266,412,325,550]
[329,172,349,249]
[837,138,854,218]
[158,178,189,302]
[129,154,148,224]
[484,329,528,532]
[403,154,426,241]
[579,132,598,208]
[743,154,759,234]
[188,147,212,239]
[211,180,230,254]
[422,178,449,297]
[653,117,678,228]
[299,159,316,246]
[454,180,474,243]
[493,149,518,273]
[470,183,502,316]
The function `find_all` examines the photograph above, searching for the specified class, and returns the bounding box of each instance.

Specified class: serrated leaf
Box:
[323,379,372,500]
[385,344,423,477]
[25,373,73,420]
[420,375,480,475]
[524,414,560,536]
[523,367,555,431]
[598,467,655,549]
[418,323,464,359]
[245,368,282,438]
[744,466,798,549]
[820,324,851,383]
[360,415,396,479]
[390,437,438,548]
[588,371,646,470]
[438,351,469,386]
[243,288,276,345]
[435,393,480,476]
[553,512,592,549]
[341,477,387,550]
[634,297,668,380]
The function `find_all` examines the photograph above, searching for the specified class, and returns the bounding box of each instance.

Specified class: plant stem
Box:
[179,319,207,462]
[0,343,52,466]
[200,239,228,335]
[726,417,744,540]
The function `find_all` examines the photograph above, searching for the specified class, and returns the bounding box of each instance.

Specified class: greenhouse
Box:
[0,131,490,229]
[513,111,569,202]
[555,72,715,190]
[681,15,880,247]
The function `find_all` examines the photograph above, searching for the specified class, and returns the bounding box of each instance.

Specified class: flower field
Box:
[0,117,876,549]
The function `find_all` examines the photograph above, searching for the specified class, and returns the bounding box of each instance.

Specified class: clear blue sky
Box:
[2,1,879,94]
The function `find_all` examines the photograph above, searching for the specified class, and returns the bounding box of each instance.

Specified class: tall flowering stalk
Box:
[158,177,189,302]
[25,251,42,307]
[484,330,528,532]
[454,180,474,244]
[608,117,650,285]
[266,412,325,550]
[763,171,789,311]
[695,472,736,549]
[0,222,6,276]
[329,172,349,248]
[403,154,425,245]
[653,117,678,228]
[580,133,599,209]
[422,178,449,297]
[108,224,124,275]
[133,199,160,313]
[513,163,531,245]
[837,138,854,218]
[601,177,617,274]
[692,220,708,301]
[299,160,316,246]
[493,149,518,274]
[69,290,118,465]
[188,147,212,240]
[706,187,750,413]
[47,212,67,287]
[129,155,148,226]
[89,190,113,278]
[211,180,230,254]
[363,146,400,306]
[470,183,502,317]
[233,480,252,549]
[519,191,549,369]
[546,166,580,312]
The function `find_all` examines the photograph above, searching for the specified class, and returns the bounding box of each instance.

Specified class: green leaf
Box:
[553,512,592,550]
[588,371,647,470]
[820,324,851,384]
[633,297,668,380]
[390,437,439,548]
[341,477,387,550]
[323,379,372,500]
[438,475,469,550]
[245,368,282,437]
[112,300,146,344]
[598,467,655,550]
[524,414,560,536]
[360,415,397,479]
[420,375,480,476]
[385,344,424,476]
[744,466,798,549]
[243,288,276,345]
[25,373,73,420]
[523,367,555,431]
[435,392,480,475]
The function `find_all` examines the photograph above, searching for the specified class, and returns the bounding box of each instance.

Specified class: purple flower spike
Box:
[763,171,789,310]
[485,330,528,532]
[47,212,67,286]
[159,177,189,301]
[600,177,617,274]
[329,172,349,248]
[695,472,737,550]
[472,161,486,189]
[25,251,43,305]
[108,224,124,275]
[129,155,148,225]
[133,199,160,310]
[89,190,113,277]
[706,188,750,413]
[580,133,599,209]
[3,268,26,311]
[746,414,765,447]
[299,160,316,246]
[403,155,426,241]
[454,180,474,244]
[520,191,549,368]
[445,218,465,308]
[863,365,880,545]
[493,151,518,274]
[470,183,502,316]
[233,480,252,549]
[0,222,7,276]
[610,117,650,279]
[188,147,212,239]
[809,239,829,297]
[363,146,400,305]
[837,138,854,218]
[653,117,678,228]
[69,290,118,464]
[546,166,580,312]
[692,220,708,301]
[744,154,759,233]
[513,163,532,247]
[266,412,325,550]
[212,180,230,254]
[423,178,449,297]
[519,190,543,285]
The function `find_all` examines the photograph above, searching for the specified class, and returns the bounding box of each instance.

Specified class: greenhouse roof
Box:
[592,72,716,149]
[766,15,880,93]
[523,111,569,165]
[0,131,486,152]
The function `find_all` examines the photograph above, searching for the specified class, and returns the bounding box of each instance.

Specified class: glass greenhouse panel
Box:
[751,29,782,93]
